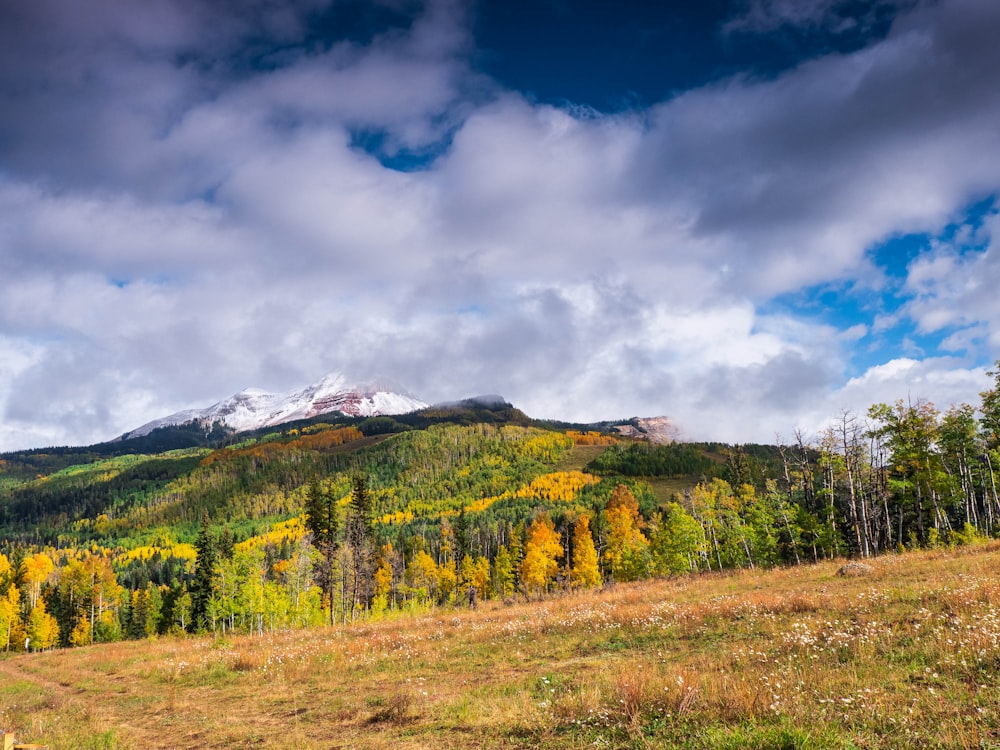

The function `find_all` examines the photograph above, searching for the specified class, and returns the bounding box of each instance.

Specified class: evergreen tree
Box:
[454,506,470,560]
[126,588,148,640]
[305,479,340,625]
[218,526,235,561]
[347,474,375,617]
[191,513,218,632]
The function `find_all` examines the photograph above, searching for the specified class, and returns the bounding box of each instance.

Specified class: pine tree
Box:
[347,475,374,617]
[305,479,340,625]
[218,526,235,561]
[191,513,218,632]
[454,506,470,560]
[127,588,149,640]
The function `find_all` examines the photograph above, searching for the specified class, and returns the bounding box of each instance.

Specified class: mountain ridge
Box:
[121,372,428,439]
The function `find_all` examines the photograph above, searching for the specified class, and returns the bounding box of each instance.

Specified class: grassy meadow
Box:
[3,542,1000,749]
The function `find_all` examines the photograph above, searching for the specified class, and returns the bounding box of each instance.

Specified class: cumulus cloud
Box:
[900,206,1000,346]
[1,0,1000,449]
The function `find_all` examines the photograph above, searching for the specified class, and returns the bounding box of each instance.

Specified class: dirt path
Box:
[0,654,142,748]
[0,655,82,695]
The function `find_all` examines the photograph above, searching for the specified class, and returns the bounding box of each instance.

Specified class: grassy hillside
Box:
[2,542,999,749]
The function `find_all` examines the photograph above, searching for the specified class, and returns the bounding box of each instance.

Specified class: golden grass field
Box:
[3,542,1000,749]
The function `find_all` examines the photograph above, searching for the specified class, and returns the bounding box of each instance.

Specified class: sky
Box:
[1,0,999,451]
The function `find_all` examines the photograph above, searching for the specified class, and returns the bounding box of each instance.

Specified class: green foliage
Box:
[586,441,718,477]
[648,502,705,575]
[0,451,205,542]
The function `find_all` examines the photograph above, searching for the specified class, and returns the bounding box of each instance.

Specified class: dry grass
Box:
[3,543,1000,748]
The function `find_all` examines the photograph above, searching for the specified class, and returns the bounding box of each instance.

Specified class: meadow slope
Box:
[3,543,1000,749]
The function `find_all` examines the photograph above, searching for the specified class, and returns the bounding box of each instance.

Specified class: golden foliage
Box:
[514,471,598,502]
[26,599,59,650]
[119,542,197,564]
[565,430,618,446]
[603,484,649,582]
[235,516,307,553]
[22,552,55,608]
[404,550,440,601]
[200,426,364,466]
[465,493,510,513]
[570,515,602,589]
[379,510,415,526]
[519,512,563,596]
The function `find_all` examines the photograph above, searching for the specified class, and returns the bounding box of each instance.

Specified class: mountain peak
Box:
[122,372,427,439]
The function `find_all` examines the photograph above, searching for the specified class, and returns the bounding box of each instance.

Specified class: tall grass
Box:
[2,542,1000,748]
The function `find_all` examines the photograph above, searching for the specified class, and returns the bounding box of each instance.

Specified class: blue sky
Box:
[0,0,999,450]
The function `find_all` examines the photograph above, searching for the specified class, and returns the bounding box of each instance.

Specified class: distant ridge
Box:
[432,394,512,410]
[122,372,427,439]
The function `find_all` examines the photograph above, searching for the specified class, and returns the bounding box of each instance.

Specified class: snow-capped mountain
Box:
[122,373,427,439]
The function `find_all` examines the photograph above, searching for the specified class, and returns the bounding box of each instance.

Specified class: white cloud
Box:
[900,208,1000,344]
[1,0,1000,449]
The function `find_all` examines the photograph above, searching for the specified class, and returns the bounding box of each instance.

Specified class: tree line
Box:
[5,364,1000,650]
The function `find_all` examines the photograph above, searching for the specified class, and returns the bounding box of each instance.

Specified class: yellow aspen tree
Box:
[469,556,491,598]
[492,545,515,597]
[603,484,649,582]
[69,614,92,647]
[459,554,491,602]
[518,512,563,598]
[0,584,22,652]
[404,549,439,604]
[437,519,457,603]
[458,554,475,593]
[371,543,395,616]
[436,561,457,604]
[570,515,602,589]
[373,545,395,601]
[26,599,59,650]
[22,552,54,609]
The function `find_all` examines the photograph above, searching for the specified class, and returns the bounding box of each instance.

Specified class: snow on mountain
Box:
[122,373,427,439]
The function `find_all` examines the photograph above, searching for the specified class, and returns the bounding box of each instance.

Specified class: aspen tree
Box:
[519,512,562,597]
[570,515,601,589]
[26,598,59,650]
[602,484,648,582]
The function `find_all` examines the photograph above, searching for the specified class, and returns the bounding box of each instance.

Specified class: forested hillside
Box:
[4,366,1000,652]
